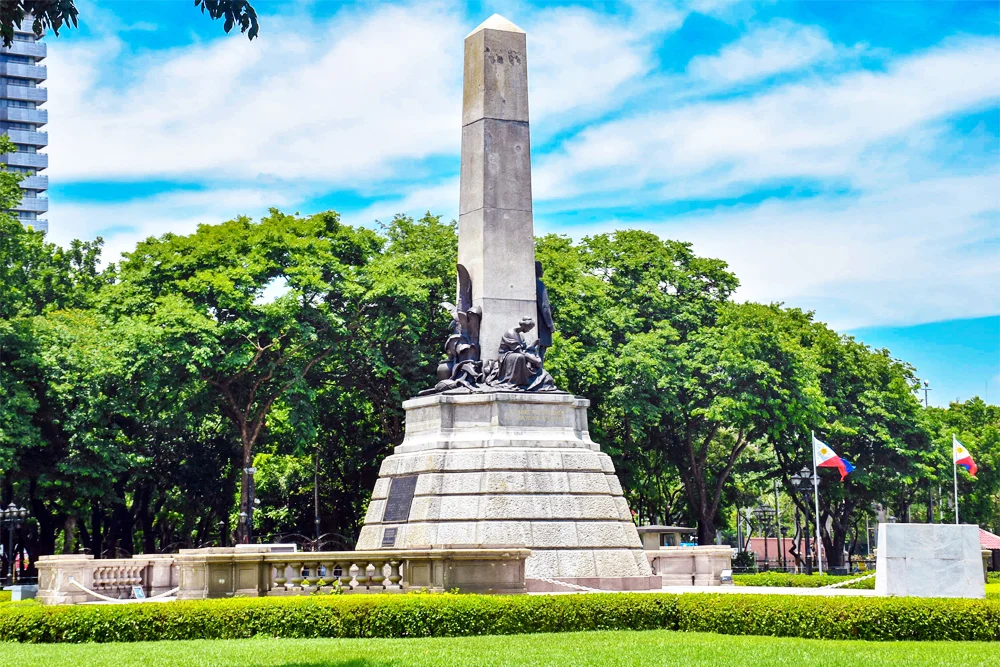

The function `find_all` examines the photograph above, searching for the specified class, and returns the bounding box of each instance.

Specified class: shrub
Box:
[677,594,1000,642]
[0,591,10,604]
[2,593,999,644]
[733,572,875,590]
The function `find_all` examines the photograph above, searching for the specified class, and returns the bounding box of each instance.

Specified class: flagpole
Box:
[811,430,823,576]
[953,434,960,525]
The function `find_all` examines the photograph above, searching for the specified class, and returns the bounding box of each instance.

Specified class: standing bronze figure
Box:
[535,261,555,362]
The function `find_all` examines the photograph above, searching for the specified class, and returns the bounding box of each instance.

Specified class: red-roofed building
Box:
[982,528,1000,571]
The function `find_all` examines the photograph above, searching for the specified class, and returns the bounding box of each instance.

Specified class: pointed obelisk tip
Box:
[466,13,525,38]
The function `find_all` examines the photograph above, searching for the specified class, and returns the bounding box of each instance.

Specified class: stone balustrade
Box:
[646,546,733,586]
[37,554,177,605]
[37,546,531,604]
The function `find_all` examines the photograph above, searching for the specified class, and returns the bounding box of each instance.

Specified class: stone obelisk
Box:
[459,15,537,360]
[356,15,657,593]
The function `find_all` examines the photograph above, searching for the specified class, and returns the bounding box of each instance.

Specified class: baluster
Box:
[354,561,369,590]
[92,566,104,590]
[272,561,288,590]
[289,562,304,590]
[304,561,321,589]
[317,561,334,588]
[388,560,402,589]
[370,560,386,590]
[338,562,353,591]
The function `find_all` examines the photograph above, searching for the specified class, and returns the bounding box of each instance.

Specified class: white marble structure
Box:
[874,523,985,598]
[356,393,658,590]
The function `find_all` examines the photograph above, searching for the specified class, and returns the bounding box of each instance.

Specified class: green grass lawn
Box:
[1,630,997,667]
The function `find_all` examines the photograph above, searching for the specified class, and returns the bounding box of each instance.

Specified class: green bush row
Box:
[733,572,875,589]
[0,591,10,604]
[1,592,997,644]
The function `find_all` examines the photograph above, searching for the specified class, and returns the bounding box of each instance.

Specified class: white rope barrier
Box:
[532,576,608,593]
[820,571,877,589]
[67,577,179,603]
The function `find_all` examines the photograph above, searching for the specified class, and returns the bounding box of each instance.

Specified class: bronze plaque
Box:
[382,475,418,523]
[382,527,398,547]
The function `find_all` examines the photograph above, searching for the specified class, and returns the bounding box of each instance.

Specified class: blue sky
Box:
[38,1,998,406]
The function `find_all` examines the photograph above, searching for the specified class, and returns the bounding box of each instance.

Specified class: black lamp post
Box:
[1,502,29,585]
[780,526,789,571]
[753,504,776,570]
[791,466,815,575]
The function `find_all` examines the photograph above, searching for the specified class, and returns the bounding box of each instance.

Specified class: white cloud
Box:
[48,186,293,265]
[687,20,838,85]
[679,174,999,329]
[39,4,1000,334]
[533,36,1000,202]
[44,3,665,185]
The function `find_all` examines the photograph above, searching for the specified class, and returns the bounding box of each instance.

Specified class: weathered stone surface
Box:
[458,15,537,361]
[358,393,653,582]
[462,16,529,126]
[460,121,532,214]
[397,392,594,454]
[874,523,985,598]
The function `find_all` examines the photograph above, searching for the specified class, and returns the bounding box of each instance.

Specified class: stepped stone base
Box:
[356,392,656,588]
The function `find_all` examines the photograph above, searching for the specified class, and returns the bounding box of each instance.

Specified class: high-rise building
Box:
[0,23,47,233]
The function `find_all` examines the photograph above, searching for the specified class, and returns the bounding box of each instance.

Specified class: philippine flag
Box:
[813,436,855,481]
[953,436,978,477]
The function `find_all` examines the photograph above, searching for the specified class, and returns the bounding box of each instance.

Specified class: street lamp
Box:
[791,466,815,575]
[753,504,777,570]
[0,502,29,585]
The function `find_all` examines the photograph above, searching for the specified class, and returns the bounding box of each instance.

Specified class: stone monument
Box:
[874,523,986,598]
[355,14,658,592]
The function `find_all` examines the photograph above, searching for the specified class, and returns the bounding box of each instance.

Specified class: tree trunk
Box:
[61,516,77,554]
[696,508,715,545]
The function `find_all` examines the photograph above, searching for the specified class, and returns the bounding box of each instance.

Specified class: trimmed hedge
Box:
[0,593,997,644]
[0,591,10,604]
[733,572,875,590]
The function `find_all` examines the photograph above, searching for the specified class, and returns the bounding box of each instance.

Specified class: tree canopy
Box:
[0,204,996,568]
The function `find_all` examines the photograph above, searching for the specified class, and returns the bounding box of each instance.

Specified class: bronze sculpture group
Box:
[421,261,557,395]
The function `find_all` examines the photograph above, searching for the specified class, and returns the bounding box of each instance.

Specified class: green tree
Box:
[109,211,380,543]
[925,398,1000,531]
[537,231,823,544]
[773,323,935,567]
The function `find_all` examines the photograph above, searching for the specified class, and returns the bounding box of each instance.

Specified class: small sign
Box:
[680,542,698,547]
[382,527,398,547]
[383,475,418,523]
[720,569,733,585]
[132,586,146,599]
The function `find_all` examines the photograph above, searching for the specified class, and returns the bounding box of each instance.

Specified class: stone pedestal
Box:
[647,546,732,586]
[356,392,658,590]
[874,523,986,598]
[175,547,270,600]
